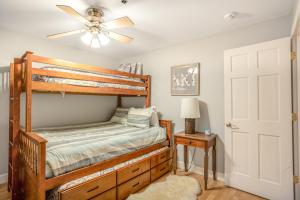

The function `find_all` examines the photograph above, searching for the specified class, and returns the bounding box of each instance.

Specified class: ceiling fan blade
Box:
[107,31,133,43]
[101,16,134,29]
[56,5,91,26]
[47,29,86,39]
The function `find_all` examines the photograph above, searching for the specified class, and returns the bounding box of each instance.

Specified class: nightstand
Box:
[174,131,217,190]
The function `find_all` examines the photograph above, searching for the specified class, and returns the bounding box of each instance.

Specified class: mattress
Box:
[33,121,166,178]
[32,66,145,90]
[46,146,169,200]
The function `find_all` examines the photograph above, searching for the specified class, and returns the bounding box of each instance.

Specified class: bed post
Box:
[159,120,172,146]
[25,52,33,132]
[18,52,46,200]
[9,60,22,199]
[145,75,151,107]
[37,141,47,200]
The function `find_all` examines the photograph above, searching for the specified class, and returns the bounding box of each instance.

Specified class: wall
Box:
[121,15,292,174]
[0,29,118,178]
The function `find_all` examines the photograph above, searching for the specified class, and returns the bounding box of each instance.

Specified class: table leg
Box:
[212,144,217,180]
[184,145,188,172]
[204,148,209,190]
[174,144,177,174]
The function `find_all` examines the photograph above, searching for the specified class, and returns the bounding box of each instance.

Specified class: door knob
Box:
[225,122,239,129]
[226,122,232,128]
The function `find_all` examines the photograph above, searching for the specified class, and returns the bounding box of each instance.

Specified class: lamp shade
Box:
[180,98,200,118]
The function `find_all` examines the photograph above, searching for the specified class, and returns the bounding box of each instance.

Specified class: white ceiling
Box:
[0,0,296,59]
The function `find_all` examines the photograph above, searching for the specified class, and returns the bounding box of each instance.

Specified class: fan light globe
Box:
[81,32,93,45]
[81,32,110,48]
[91,36,101,48]
[98,33,110,46]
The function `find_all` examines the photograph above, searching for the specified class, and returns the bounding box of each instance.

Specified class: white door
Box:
[224,37,293,200]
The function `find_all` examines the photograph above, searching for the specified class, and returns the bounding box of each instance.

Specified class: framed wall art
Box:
[171,63,200,96]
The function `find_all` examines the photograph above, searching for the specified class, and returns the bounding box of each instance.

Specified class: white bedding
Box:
[33,66,145,90]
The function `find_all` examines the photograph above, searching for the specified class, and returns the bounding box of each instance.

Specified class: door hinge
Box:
[294,176,299,184]
[291,51,297,61]
[292,113,298,122]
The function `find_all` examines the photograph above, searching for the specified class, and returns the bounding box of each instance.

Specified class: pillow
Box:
[130,63,137,74]
[110,107,129,124]
[150,108,159,127]
[118,64,131,73]
[136,63,143,75]
[127,107,154,128]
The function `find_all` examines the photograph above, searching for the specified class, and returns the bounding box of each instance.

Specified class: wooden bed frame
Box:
[9,51,172,200]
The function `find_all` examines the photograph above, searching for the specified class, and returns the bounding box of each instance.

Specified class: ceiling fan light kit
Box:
[47,5,134,48]
[81,32,110,48]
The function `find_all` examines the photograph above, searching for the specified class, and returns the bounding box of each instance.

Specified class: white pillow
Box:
[110,107,129,125]
[150,108,159,127]
[136,63,143,75]
[127,107,154,128]
[130,63,137,74]
[118,64,131,73]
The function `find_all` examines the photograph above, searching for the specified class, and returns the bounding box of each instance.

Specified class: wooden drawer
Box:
[117,158,150,185]
[176,137,204,148]
[151,148,171,168]
[151,159,172,182]
[90,188,116,200]
[117,171,150,200]
[60,171,116,200]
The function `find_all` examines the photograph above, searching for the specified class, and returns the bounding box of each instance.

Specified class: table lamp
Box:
[180,98,200,134]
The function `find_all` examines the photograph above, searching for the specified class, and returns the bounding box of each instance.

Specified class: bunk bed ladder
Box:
[8,61,22,198]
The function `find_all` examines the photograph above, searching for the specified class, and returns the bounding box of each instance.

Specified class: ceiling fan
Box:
[47,5,134,48]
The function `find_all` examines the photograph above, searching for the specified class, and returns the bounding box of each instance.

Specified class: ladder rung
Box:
[10,97,14,101]
[9,120,14,123]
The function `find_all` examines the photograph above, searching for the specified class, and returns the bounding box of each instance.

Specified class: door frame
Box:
[291,2,300,198]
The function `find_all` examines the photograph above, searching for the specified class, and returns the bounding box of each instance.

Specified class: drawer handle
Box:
[132,182,140,188]
[160,167,166,172]
[189,141,192,145]
[87,185,99,193]
[132,167,140,173]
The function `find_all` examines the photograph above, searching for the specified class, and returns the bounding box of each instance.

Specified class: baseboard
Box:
[177,161,224,182]
[0,173,8,184]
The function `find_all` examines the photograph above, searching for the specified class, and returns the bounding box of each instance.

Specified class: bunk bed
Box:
[9,51,173,200]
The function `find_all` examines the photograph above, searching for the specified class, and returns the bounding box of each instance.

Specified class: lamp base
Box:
[185,118,195,134]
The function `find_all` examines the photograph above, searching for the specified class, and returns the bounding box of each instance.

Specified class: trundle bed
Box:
[9,52,173,200]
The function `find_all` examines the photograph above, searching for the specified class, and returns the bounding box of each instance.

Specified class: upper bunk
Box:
[12,51,150,98]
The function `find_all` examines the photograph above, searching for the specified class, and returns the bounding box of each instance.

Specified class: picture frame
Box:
[171,63,200,96]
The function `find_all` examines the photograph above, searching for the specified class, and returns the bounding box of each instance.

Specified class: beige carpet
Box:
[127,175,201,200]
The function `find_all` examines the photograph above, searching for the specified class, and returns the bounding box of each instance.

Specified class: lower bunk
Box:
[48,146,172,200]
[17,119,172,200]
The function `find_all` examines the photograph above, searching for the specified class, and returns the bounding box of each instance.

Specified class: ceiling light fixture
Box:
[81,31,110,48]
[47,5,134,47]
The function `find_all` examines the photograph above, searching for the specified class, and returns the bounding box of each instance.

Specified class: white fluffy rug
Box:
[127,175,201,200]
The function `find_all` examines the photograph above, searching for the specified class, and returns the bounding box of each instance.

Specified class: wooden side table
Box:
[174,131,217,190]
